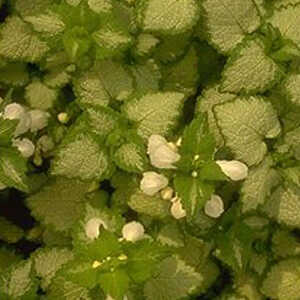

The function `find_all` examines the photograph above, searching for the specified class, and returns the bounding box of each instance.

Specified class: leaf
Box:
[0,148,29,192]
[280,73,300,106]
[87,0,113,14]
[0,16,49,63]
[0,248,22,272]
[144,256,203,300]
[113,142,148,173]
[202,0,261,53]
[134,33,159,57]
[0,118,18,146]
[14,0,51,17]
[24,12,65,36]
[0,63,29,87]
[269,4,300,46]
[31,248,74,289]
[27,177,91,232]
[262,183,300,228]
[44,66,72,88]
[241,157,281,213]
[273,0,300,8]
[284,127,300,160]
[282,166,300,187]
[262,258,300,300]
[51,133,111,182]
[123,92,185,139]
[124,239,171,283]
[221,38,282,94]
[137,0,199,35]
[98,269,130,300]
[130,60,161,97]
[180,114,216,161]
[174,174,214,218]
[214,97,281,166]
[162,45,200,97]
[196,84,236,146]
[25,79,57,110]
[0,217,24,244]
[47,277,94,300]
[0,260,38,300]
[157,224,184,248]
[272,230,300,258]
[128,189,170,218]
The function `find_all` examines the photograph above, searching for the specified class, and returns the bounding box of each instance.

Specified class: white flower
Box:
[122,221,145,242]
[29,109,50,132]
[13,138,35,158]
[85,217,108,240]
[3,103,31,136]
[147,134,181,169]
[216,160,248,181]
[140,171,168,196]
[204,194,224,218]
[170,198,186,219]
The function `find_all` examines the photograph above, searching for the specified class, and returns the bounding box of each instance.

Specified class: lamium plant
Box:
[0,0,300,299]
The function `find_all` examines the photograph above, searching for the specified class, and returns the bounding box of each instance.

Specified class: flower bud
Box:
[147,134,180,169]
[170,198,186,219]
[29,109,50,132]
[216,160,248,181]
[160,186,174,200]
[3,103,31,136]
[122,221,144,242]
[57,112,69,124]
[140,171,168,196]
[13,138,35,158]
[204,194,224,218]
[85,217,108,240]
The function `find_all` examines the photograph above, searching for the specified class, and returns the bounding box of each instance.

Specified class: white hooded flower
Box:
[216,160,248,181]
[13,138,35,158]
[140,171,168,196]
[204,194,224,218]
[170,198,186,219]
[85,217,108,240]
[122,221,145,242]
[3,103,31,136]
[29,109,50,132]
[147,135,180,169]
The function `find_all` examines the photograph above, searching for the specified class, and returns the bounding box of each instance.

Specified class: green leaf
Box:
[134,33,159,57]
[44,66,72,89]
[51,133,111,182]
[272,229,300,258]
[282,166,300,187]
[198,161,228,181]
[47,277,94,300]
[273,0,300,8]
[162,45,200,97]
[262,258,300,300]
[31,248,74,290]
[0,260,38,300]
[130,60,161,97]
[221,38,282,94]
[269,4,300,46]
[280,73,300,106]
[25,79,57,110]
[262,183,300,228]
[128,189,171,218]
[24,12,65,36]
[14,0,51,17]
[241,157,281,213]
[124,239,171,283]
[157,223,184,248]
[284,127,300,160]
[0,118,18,146]
[137,0,199,35]
[180,114,216,161]
[113,142,148,173]
[98,269,130,300]
[144,256,203,300]
[87,0,113,14]
[202,0,261,53]
[214,97,281,166]
[174,174,214,218]
[0,17,49,63]
[0,148,29,192]
[0,217,24,244]
[123,92,185,139]
[0,248,22,272]
[196,84,236,147]
[27,177,91,232]
[0,63,29,87]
